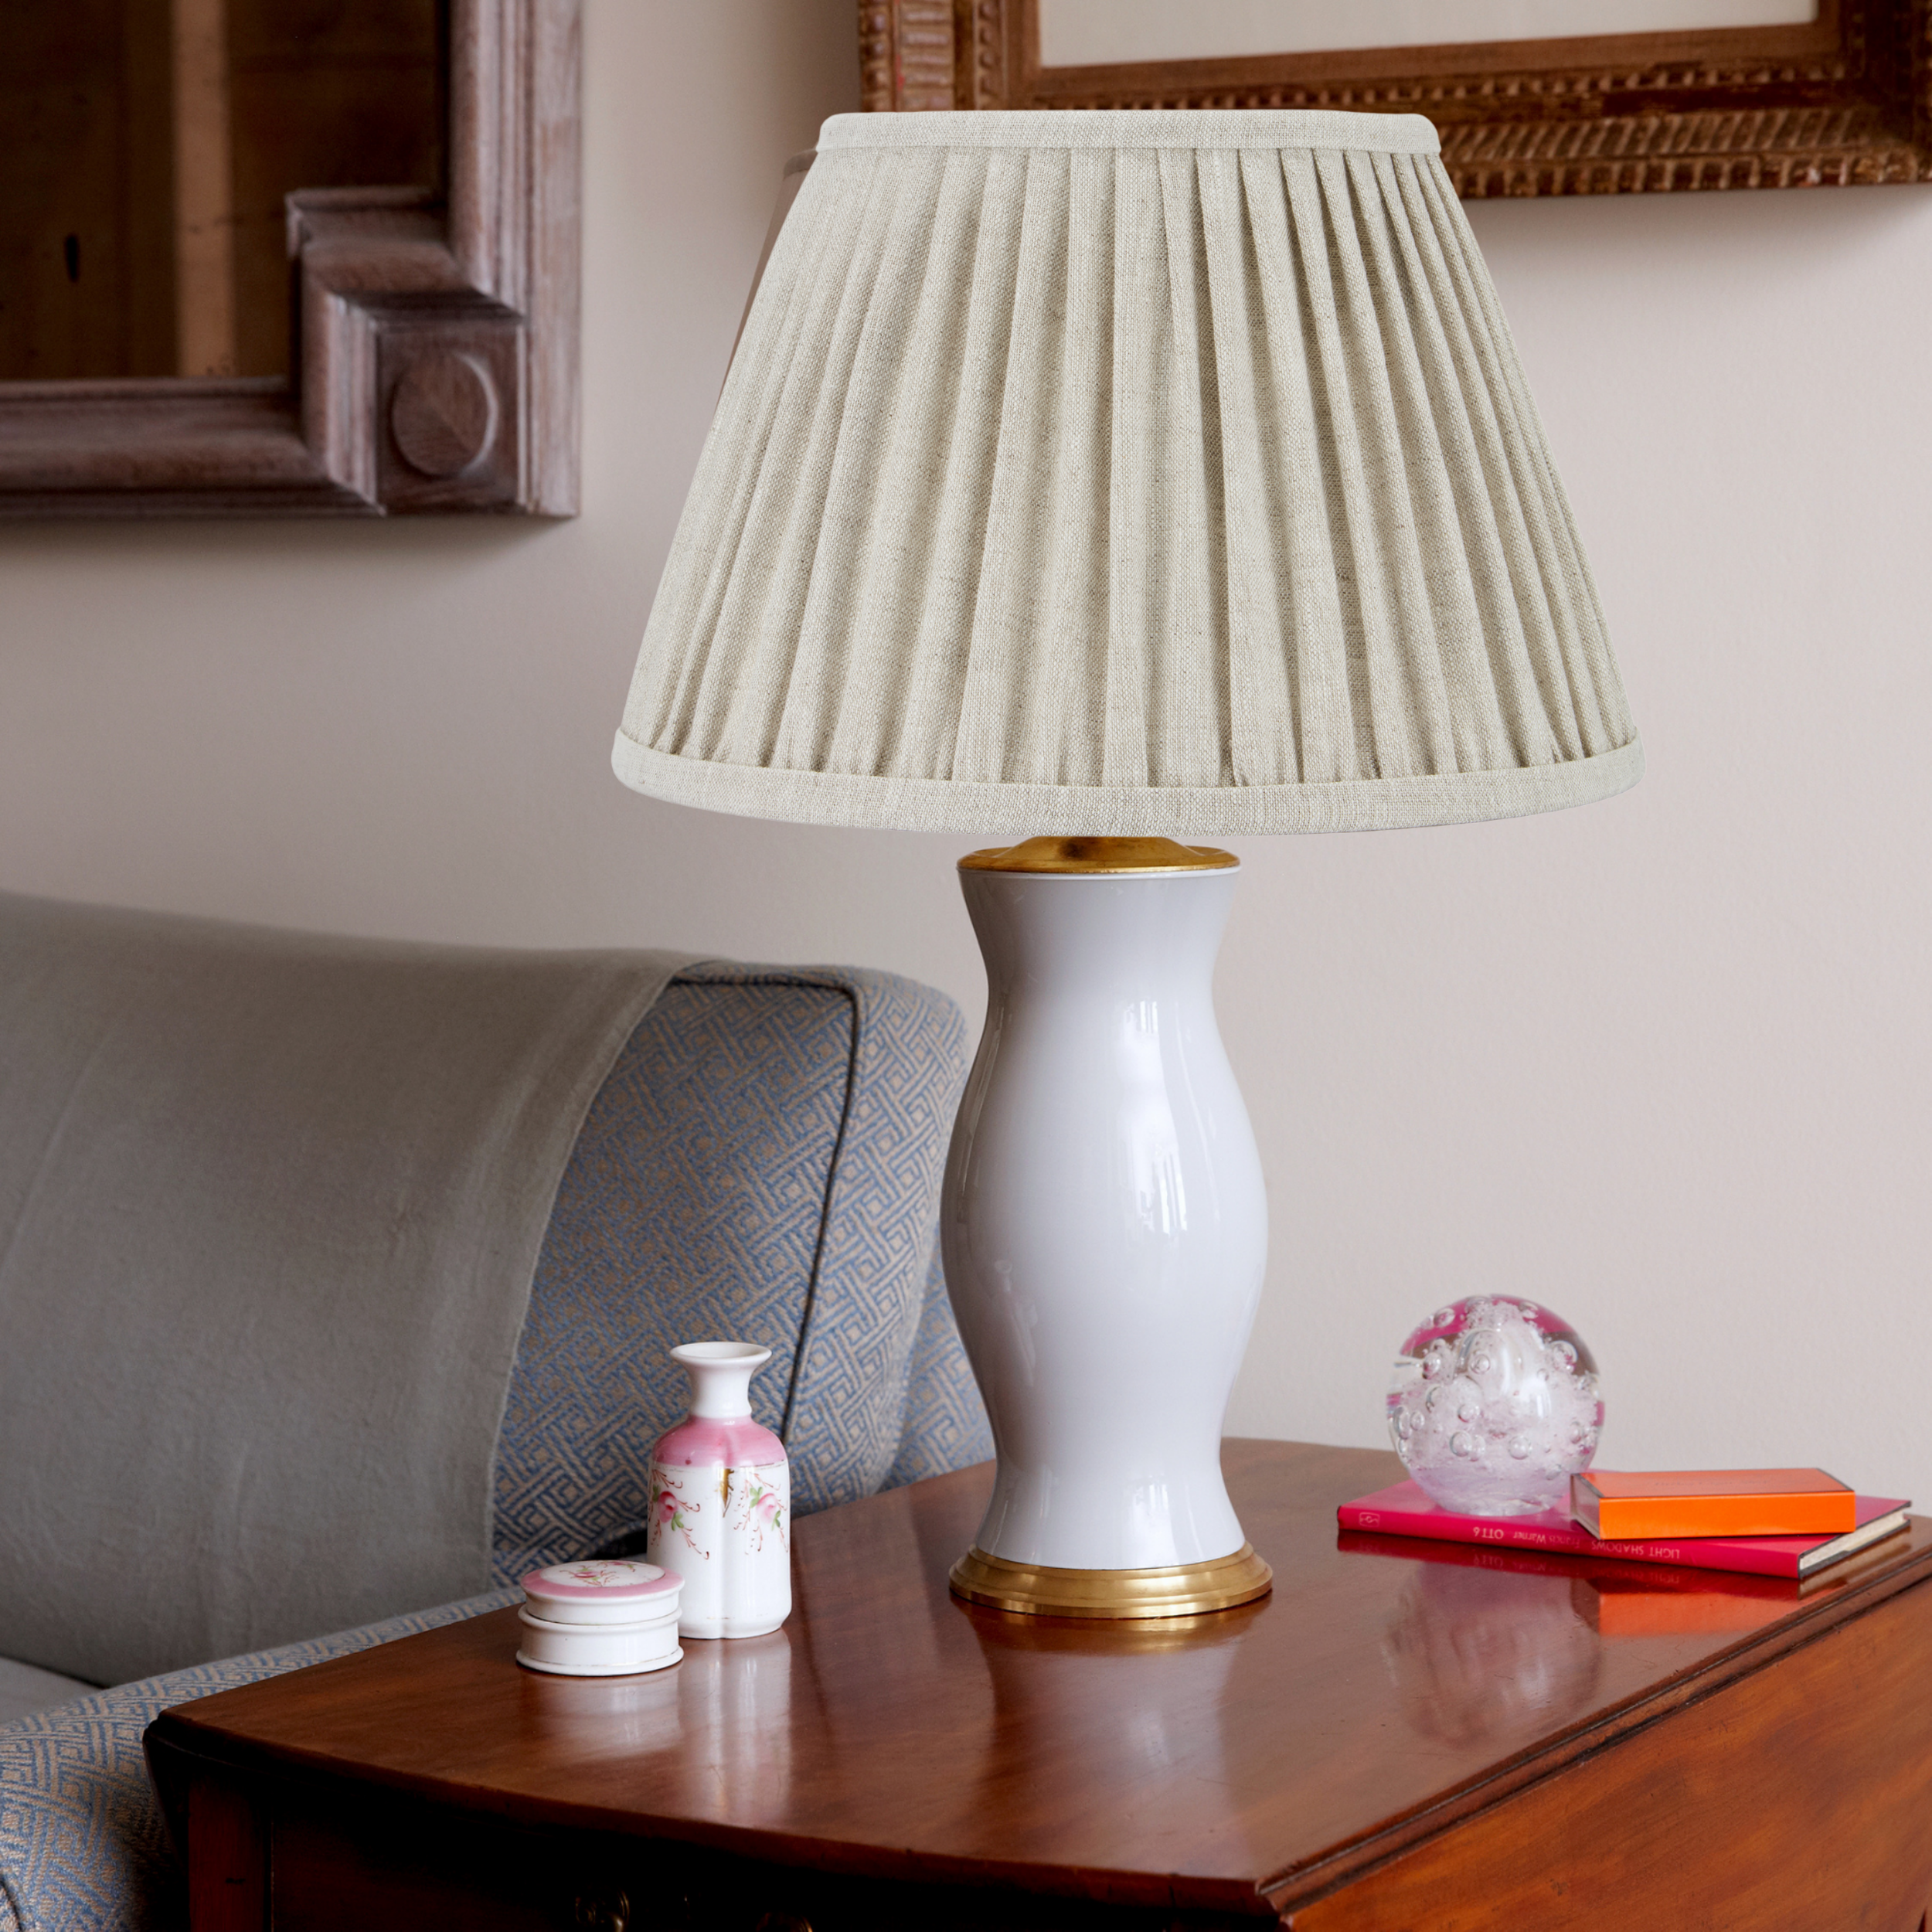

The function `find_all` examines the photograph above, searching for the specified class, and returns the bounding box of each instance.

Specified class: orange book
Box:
[1570,1468,1857,1540]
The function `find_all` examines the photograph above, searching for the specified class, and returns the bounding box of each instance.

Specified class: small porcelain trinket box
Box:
[515,1559,682,1676]
[648,1341,791,1638]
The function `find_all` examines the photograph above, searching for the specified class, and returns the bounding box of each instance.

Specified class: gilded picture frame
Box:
[859,0,1932,195]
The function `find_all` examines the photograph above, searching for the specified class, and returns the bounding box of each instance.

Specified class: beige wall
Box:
[3,2,1929,1505]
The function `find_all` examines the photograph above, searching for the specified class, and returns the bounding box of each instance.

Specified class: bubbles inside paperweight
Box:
[1387,1297,1602,1517]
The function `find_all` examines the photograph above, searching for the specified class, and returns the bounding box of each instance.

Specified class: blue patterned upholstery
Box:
[492,961,990,1580]
[0,955,992,1932]
[884,1243,997,1490]
[0,1592,515,1932]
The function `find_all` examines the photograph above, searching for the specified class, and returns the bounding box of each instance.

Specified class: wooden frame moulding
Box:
[0,0,580,518]
[859,0,1932,195]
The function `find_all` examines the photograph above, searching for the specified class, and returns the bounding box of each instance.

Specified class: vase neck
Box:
[672,1341,770,1419]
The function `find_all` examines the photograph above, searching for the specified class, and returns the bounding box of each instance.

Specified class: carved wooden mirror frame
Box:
[861,1,1932,196]
[0,0,578,518]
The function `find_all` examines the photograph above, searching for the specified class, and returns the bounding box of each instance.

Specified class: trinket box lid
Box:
[521,1559,682,1625]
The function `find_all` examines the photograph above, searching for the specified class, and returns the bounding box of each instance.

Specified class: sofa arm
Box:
[0,1590,517,1932]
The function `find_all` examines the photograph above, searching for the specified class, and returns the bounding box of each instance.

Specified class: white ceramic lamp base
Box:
[942,838,1273,1619]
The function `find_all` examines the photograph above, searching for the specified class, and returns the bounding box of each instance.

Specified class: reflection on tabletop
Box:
[1379,1557,1605,1747]
[512,1627,794,1811]
[947,1597,1269,1850]
[1342,1526,1845,1746]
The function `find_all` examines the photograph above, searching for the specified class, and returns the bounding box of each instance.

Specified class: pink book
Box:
[1337,1478,1911,1580]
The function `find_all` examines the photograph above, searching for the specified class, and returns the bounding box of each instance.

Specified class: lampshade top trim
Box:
[817,108,1440,156]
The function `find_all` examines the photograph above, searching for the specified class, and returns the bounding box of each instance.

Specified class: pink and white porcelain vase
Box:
[646,1341,791,1639]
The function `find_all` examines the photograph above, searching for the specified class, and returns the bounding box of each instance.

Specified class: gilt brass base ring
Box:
[948,1543,1273,1619]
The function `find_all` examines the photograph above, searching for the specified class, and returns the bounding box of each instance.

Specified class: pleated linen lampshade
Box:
[613,108,1641,835]
[613,108,1642,1621]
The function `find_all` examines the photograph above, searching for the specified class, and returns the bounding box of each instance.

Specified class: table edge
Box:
[1260,1532,1932,1912]
[144,1706,1282,1918]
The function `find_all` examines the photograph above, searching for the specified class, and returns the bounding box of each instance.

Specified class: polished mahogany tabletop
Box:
[151,1440,1932,1922]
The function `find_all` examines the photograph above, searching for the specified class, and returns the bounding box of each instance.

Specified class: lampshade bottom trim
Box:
[611,733,1644,836]
[948,1543,1274,1618]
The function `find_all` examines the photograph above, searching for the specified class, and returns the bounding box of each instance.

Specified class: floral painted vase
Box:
[646,1341,791,1639]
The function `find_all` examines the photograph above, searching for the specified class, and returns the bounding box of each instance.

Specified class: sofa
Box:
[0,890,991,1932]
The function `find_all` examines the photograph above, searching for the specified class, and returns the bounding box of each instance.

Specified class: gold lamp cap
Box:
[957,837,1237,876]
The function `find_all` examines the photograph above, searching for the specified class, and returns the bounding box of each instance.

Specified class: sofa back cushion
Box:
[492,961,984,1580]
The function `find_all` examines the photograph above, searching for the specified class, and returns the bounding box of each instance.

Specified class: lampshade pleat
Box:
[1422,158,1629,761]
[1226,146,1344,787]
[615,111,1641,835]
[1377,154,1547,772]
[893,149,1024,778]
[1350,151,1509,776]
[953,146,1097,787]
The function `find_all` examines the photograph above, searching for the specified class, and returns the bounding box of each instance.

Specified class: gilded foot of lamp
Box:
[613,109,1641,1618]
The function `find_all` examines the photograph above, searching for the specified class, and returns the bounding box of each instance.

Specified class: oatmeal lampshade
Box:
[612,108,1641,835]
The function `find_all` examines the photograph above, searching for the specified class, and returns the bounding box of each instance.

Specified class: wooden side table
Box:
[146,1440,1932,1930]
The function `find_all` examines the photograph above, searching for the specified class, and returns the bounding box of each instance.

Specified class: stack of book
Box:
[1338,1467,1910,1583]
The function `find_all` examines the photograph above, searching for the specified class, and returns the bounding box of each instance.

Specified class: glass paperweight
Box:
[1386,1296,1602,1517]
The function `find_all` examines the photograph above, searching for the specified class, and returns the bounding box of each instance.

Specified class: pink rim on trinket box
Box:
[520,1558,683,1623]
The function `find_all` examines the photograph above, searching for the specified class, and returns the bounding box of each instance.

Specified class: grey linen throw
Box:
[0,892,691,1685]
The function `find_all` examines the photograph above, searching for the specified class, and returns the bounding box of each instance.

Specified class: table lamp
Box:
[613,109,1641,1619]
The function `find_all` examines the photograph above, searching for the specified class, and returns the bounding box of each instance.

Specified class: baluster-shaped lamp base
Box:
[942,838,1274,1619]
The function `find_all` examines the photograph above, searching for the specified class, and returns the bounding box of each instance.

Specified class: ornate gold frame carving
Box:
[0,0,579,518]
[859,0,1932,195]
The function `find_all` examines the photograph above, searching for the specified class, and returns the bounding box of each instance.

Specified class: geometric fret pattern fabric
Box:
[491,973,849,1580]
[883,1242,997,1490]
[491,961,988,1580]
[754,962,982,1511]
[0,1590,515,1932]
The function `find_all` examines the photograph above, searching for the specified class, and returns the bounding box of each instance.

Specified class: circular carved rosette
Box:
[389,352,498,478]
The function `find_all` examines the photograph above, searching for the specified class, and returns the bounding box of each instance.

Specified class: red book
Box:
[1337,1479,1910,1580]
